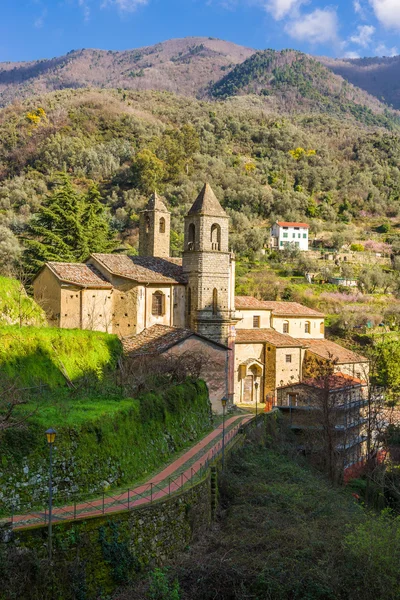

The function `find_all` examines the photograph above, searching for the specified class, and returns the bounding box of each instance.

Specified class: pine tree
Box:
[82,185,116,254]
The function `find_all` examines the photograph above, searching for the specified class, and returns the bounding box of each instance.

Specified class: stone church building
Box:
[33,184,368,413]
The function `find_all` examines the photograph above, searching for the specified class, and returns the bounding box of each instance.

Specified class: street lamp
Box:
[254,381,259,419]
[45,428,56,561]
[221,396,228,470]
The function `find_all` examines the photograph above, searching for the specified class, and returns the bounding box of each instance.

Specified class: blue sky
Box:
[1,0,399,62]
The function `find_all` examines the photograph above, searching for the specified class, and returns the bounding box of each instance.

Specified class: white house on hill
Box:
[271,221,309,251]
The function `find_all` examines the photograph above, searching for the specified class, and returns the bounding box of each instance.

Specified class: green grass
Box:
[0,325,122,388]
[0,276,46,327]
[21,392,132,428]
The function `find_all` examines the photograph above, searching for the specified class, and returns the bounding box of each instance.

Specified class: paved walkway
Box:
[9,413,252,530]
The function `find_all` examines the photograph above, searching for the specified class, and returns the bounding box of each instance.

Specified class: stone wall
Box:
[0,475,211,599]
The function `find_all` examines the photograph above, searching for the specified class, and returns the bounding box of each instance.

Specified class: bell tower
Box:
[182,183,235,345]
[139,192,171,258]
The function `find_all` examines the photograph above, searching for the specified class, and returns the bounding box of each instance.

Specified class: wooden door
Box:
[243,375,254,403]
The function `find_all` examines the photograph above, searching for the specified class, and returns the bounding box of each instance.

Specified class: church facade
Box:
[33,184,368,413]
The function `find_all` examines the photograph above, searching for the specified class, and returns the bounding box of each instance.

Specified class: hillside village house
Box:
[270,221,309,251]
[33,184,368,415]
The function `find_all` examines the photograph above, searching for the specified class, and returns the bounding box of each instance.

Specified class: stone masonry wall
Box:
[0,473,211,599]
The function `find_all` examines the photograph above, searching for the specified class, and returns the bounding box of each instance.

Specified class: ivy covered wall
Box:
[0,379,211,513]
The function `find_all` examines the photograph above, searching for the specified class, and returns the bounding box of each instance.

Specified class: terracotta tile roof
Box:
[278,372,365,391]
[302,339,368,364]
[46,262,112,289]
[122,324,228,355]
[90,254,186,285]
[142,191,169,213]
[266,301,324,317]
[235,296,324,317]
[276,221,309,228]
[123,325,192,355]
[188,183,227,217]
[235,329,305,347]
[235,296,271,309]
[302,373,365,390]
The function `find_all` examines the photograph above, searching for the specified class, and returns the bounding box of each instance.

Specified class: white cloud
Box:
[375,42,398,56]
[353,0,368,17]
[264,0,306,20]
[34,14,45,28]
[344,51,361,58]
[350,24,375,47]
[285,8,338,44]
[369,0,400,30]
[79,0,90,20]
[102,0,149,11]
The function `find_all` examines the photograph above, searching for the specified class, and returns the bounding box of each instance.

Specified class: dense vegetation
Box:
[117,436,400,600]
[1,87,400,276]
[211,50,400,129]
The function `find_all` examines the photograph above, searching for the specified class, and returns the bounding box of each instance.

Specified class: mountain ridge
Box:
[1,36,400,119]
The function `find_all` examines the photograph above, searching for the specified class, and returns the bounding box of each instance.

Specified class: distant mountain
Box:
[0,37,254,106]
[1,37,400,128]
[211,49,400,129]
[320,55,400,110]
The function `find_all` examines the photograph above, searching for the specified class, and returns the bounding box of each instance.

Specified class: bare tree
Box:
[119,350,212,397]
[0,374,35,434]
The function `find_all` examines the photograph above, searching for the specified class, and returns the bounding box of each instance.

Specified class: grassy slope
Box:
[0,325,124,426]
[0,276,46,327]
[0,325,121,386]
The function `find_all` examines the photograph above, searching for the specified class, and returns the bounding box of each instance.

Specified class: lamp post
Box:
[221,396,228,470]
[254,381,259,420]
[45,428,56,562]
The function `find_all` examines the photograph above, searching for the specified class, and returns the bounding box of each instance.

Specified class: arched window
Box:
[212,288,218,315]
[188,223,195,251]
[211,224,221,251]
[305,321,311,334]
[145,216,151,234]
[283,320,289,334]
[152,291,165,316]
[159,217,165,233]
[188,287,192,315]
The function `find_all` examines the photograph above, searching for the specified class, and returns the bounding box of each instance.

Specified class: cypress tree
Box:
[24,177,117,277]
[82,185,116,254]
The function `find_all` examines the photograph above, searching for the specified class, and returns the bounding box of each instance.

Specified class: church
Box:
[33,184,368,413]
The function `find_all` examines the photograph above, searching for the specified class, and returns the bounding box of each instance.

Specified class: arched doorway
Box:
[240,362,263,404]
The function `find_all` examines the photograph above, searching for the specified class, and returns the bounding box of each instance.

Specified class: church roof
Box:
[45,262,112,289]
[235,329,305,348]
[122,324,228,355]
[188,183,227,217]
[300,339,368,364]
[143,191,169,213]
[90,254,186,285]
[235,296,324,317]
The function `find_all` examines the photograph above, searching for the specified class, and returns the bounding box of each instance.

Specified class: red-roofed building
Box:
[270,220,309,251]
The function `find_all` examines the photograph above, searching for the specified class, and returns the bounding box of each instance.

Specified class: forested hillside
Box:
[1,87,400,276]
[211,50,400,129]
